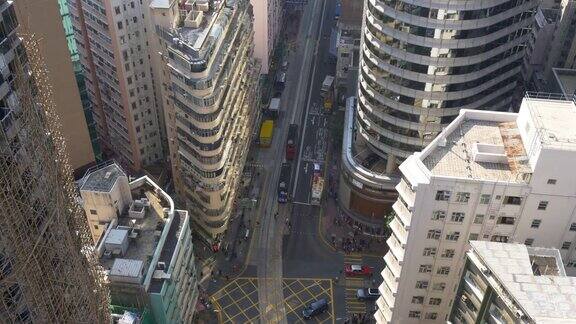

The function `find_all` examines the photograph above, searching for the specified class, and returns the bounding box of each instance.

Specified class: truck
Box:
[286,124,298,160]
[278,163,291,203]
[321,75,334,96]
[311,174,324,205]
[268,97,281,119]
[259,120,274,147]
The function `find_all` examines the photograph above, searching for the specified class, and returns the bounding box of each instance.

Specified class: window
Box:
[480,194,491,204]
[429,298,442,305]
[432,282,445,291]
[423,247,437,256]
[415,281,428,289]
[425,312,438,320]
[445,232,460,241]
[567,261,576,268]
[547,179,557,185]
[435,190,451,201]
[89,209,97,215]
[570,223,576,231]
[437,266,450,275]
[450,212,465,222]
[531,219,541,228]
[427,229,441,240]
[524,238,534,246]
[419,265,432,273]
[114,6,121,14]
[538,201,549,210]
[497,216,515,225]
[431,210,446,220]
[491,235,509,243]
[117,21,123,29]
[412,296,424,304]
[456,192,470,203]
[408,311,421,319]
[504,196,522,205]
[473,214,484,224]
[562,242,571,250]
[469,233,479,241]
[441,249,455,258]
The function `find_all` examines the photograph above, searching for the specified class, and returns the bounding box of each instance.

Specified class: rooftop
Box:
[415,97,576,182]
[99,186,170,280]
[470,241,576,323]
[422,117,531,183]
[81,162,126,192]
[170,0,234,57]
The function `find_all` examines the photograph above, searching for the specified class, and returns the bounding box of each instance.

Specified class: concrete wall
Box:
[14,0,96,173]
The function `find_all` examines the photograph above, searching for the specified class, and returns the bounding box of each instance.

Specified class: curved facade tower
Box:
[339,0,538,225]
[359,0,538,163]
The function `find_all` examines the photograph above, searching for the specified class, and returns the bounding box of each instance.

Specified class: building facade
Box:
[340,0,540,222]
[14,0,97,174]
[69,0,165,173]
[543,0,576,83]
[450,241,576,324]
[80,162,199,323]
[335,0,363,91]
[375,95,576,323]
[251,0,283,74]
[0,1,109,320]
[150,0,260,242]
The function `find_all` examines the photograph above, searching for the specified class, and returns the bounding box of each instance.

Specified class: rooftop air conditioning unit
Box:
[157,262,166,270]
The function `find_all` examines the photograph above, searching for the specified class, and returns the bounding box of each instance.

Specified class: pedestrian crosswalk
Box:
[343,255,369,315]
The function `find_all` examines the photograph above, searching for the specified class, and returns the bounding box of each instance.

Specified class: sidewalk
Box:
[319,117,389,257]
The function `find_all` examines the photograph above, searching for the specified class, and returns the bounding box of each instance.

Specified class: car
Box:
[302,298,328,319]
[357,288,380,301]
[344,264,374,277]
[313,163,321,175]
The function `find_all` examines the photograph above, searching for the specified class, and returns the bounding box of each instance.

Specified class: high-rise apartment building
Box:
[376,95,576,323]
[0,2,108,320]
[150,0,260,242]
[450,241,576,324]
[543,0,576,82]
[69,0,165,173]
[13,0,97,174]
[251,0,283,74]
[340,0,539,222]
[80,162,199,323]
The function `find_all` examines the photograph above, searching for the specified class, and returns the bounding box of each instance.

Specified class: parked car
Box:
[344,264,374,277]
[302,298,328,319]
[357,288,380,301]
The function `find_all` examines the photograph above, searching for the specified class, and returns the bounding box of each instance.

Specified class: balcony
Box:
[464,273,485,301]
[383,252,401,277]
[374,310,390,324]
[376,297,393,323]
[386,235,404,263]
[392,200,411,229]
[378,281,396,309]
[381,266,398,293]
[395,179,415,207]
[389,217,407,245]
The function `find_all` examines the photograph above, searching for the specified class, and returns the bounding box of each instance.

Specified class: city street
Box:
[205,0,385,322]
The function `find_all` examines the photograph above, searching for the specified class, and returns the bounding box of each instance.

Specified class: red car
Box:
[344,264,374,277]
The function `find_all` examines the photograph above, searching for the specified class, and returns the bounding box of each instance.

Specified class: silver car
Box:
[357,288,380,301]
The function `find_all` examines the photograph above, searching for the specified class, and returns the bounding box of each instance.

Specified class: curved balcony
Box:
[401,0,520,10]
[357,108,432,147]
[364,25,530,68]
[371,0,537,31]
[366,12,533,50]
[363,42,524,85]
[361,62,521,102]
[358,125,413,159]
